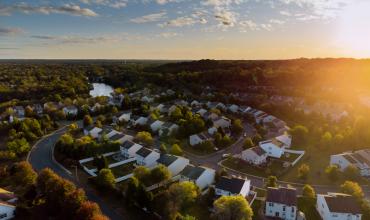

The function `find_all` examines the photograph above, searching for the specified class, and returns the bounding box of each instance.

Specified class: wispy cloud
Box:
[130,12,166,23]
[0,27,24,36]
[30,35,121,44]
[157,32,179,38]
[80,0,128,9]
[0,3,98,17]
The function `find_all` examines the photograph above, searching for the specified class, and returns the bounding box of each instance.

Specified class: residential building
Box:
[159,122,179,136]
[215,176,251,197]
[316,193,362,220]
[120,140,143,158]
[259,135,291,159]
[212,116,232,128]
[109,133,133,144]
[63,105,78,116]
[150,120,165,132]
[12,106,25,118]
[179,165,215,190]
[241,146,268,165]
[117,111,131,122]
[0,202,15,220]
[330,149,370,176]
[84,126,103,139]
[132,116,148,126]
[157,154,189,177]
[189,132,213,146]
[196,108,207,116]
[135,147,160,168]
[227,104,239,113]
[265,187,298,220]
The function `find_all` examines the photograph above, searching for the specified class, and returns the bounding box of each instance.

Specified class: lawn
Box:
[251,199,263,220]
[110,162,135,177]
[253,187,267,198]
[221,158,269,177]
[297,197,321,220]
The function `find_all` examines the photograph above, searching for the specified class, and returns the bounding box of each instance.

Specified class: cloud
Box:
[214,10,236,26]
[269,19,285,24]
[239,20,258,32]
[157,32,179,38]
[130,12,166,23]
[0,3,98,17]
[80,0,128,9]
[31,35,120,44]
[159,16,198,27]
[0,27,24,36]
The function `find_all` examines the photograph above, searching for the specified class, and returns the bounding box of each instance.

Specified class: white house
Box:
[0,202,15,220]
[191,100,200,107]
[141,95,154,103]
[174,99,188,107]
[215,176,251,197]
[100,128,120,139]
[159,122,179,136]
[153,103,165,112]
[31,104,43,115]
[132,116,148,126]
[135,147,160,168]
[189,132,213,146]
[117,111,131,122]
[316,193,362,220]
[227,104,239,113]
[63,106,78,116]
[109,133,133,144]
[239,106,251,114]
[120,140,143,158]
[259,138,287,159]
[84,126,103,139]
[208,127,218,135]
[12,106,25,118]
[196,108,207,116]
[241,146,268,165]
[150,120,165,132]
[275,133,292,148]
[179,165,215,190]
[330,149,370,177]
[202,112,219,121]
[212,116,232,128]
[265,187,298,220]
[157,154,189,177]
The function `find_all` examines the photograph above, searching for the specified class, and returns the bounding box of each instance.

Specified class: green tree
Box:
[265,176,278,188]
[7,138,30,155]
[83,115,93,127]
[133,166,151,185]
[243,138,254,150]
[325,165,340,182]
[340,181,364,199]
[76,201,108,220]
[213,195,253,220]
[302,184,316,199]
[343,165,360,181]
[12,161,37,188]
[289,125,308,144]
[160,143,167,153]
[232,119,243,135]
[171,144,183,156]
[93,155,108,171]
[150,164,171,184]
[169,181,199,209]
[96,169,115,189]
[298,164,310,180]
[135,131,154,145]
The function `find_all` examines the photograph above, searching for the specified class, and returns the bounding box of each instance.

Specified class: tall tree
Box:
[213,195,253,220]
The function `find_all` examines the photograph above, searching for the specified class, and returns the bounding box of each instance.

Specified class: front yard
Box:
[110,161,136,177]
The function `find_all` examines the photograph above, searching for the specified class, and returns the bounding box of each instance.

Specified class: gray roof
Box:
[215,176,247,194]
[180,165,205,180]
[121,140,135,149]
[136,147,153,158]
[266,187,297,206]
[157,154,178,166]
[324,194,362,214]
[251,146,266,156]
[110,133,125,141]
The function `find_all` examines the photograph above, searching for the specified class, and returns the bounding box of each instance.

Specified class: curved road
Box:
[27,124,123,220]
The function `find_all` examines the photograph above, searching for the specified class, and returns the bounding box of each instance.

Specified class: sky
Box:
[0,0,370,59]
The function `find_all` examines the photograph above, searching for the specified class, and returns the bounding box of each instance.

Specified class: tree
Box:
[93,155,108,171]
[96,169,115,189]
[170,106,183,121]
[319,131,332,148]
[135,131,154,145]
[160,144,167,153]
[298,164,310,180]
[150,164,171,184]
[83,115,93,127]
[232,119,243,135]
[243,138,254,150]
[289,125,308,144]
[133,166,151,185]
[125,177,153,209]
[325,165,340,182]
[302,184,316,199]
[76,201,108,220]
[7,138,30,155]
[265,176,278,188]
[340,181,364,199]
[12,161,37,187]
[171,144,183,156]
[252,133,262,144]
[168,181,199,209]
[344,165,360,181]
[213,195,253,220]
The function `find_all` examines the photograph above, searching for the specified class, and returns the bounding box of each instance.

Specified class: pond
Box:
[89,83,114,97]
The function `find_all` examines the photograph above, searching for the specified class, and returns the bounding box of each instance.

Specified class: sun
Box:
[336,1,370,58]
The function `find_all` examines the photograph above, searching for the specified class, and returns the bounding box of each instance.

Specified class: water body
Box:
[89,83,114,97]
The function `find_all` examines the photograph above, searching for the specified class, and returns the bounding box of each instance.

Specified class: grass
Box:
[297,197,321,220]
[110,162,135,177]
[254,188,267,198]
[251,199,263,220]
[222,158,269,177]
[185,201,210,220]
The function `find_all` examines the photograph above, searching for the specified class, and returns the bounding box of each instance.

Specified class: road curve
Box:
[27,125,123,220]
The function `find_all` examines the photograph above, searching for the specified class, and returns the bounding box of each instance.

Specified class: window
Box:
[0,213,8,219]
[283,206,286,211]
[269,202,273,207]
[292,207,295,213]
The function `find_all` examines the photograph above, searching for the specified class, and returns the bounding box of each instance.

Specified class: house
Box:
[166,89,175,95]
[150,120,165,132]
[215,176,251,197]
[0,202,15,220]
[241,146,268,165]
[208,127,218,135]
[212,116,232,128]
[239,106,251,114]
[330,149,370,176]
[13,106,25,118]
[32,104,43,115]
[207,102,226,110]
[152,103,166,113]
[135,147,160,168]
[275,133,292,148]
[265,187,297,220]
[99,128,120,139]
[190,100,200,107]
[91,103,102,113]
[189,132,213,146]
[316,193,362,220]
[259,135,290,159]
[141,95,154,103]
[63,106,78,116]
[159,122,179,136]
[109,133,134,144]
[117,111,131,122]
[174,99,188,106]
[168,105,179,115]
[227,104,239,113]
[120,140,143,158]
[196,108,207,116]
[202,112,219,121]
[132,116,148,126]
[179,165,215,190]
[84,126,103,139]
[157,154,189,177]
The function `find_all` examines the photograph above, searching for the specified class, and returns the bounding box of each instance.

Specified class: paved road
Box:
[28,123,123,220]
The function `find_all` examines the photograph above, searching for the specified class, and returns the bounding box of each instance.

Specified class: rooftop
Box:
[266,187,297,206]
[323,194,362,214]
[215,176,248,194]
[157,154,178,166]
[121,140,136,149]
[136,147,153,158]
[180,165,205,180]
